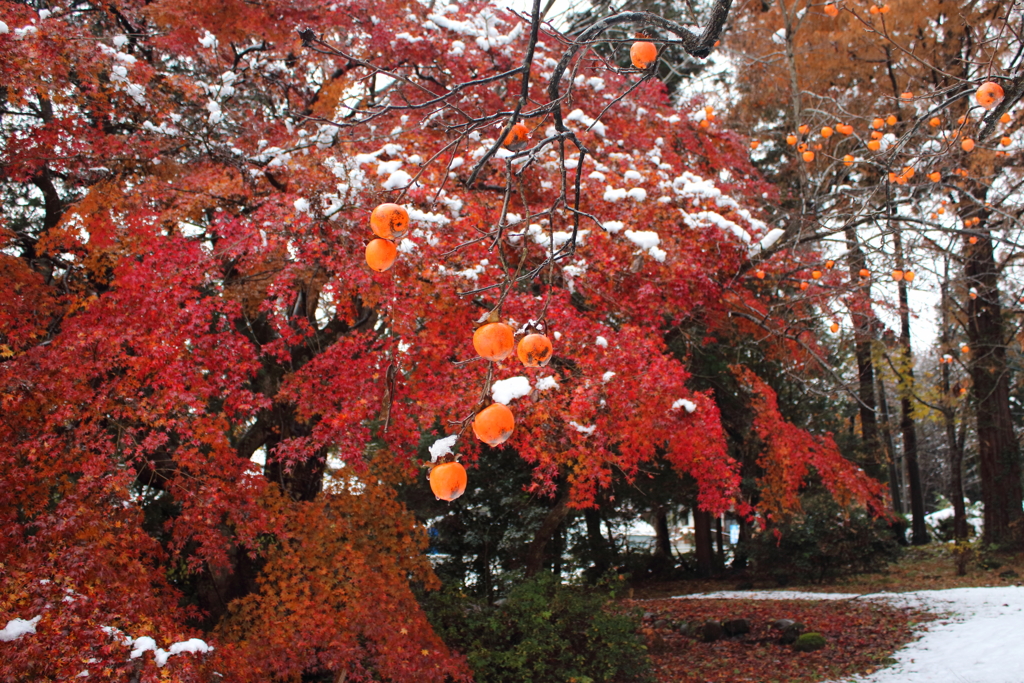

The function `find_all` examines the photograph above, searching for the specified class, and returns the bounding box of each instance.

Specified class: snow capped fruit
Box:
[504,122,529,151]
[975,81,1005,110]
[824,3,839,16]
[473,403,515,446]
[365,239,397,272]
[630,41,658,69]
[429,462,467,502]
[370,203,409,240]
[473,322,515,361]
[517,333,553,368]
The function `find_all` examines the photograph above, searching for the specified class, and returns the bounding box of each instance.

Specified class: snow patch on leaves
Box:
[492,376,531,404]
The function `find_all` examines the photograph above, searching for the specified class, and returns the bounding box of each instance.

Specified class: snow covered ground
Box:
[677,587,1024,683]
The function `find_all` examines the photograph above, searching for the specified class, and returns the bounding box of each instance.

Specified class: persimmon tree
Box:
[2,0,885,679]
[720,0,1024,545]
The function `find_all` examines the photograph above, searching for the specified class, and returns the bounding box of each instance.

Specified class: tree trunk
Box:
[714,515,725,566]
[844,227,883,470]
[524,491,571,576]
[891,226,928,545]
[964,223,1023,546]
[940,280,969,540]
[875,374,903,514]
[585,507,612,575]
[654,507,673,559]
[694,509,714,577]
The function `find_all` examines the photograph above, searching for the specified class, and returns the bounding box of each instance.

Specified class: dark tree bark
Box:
[875,374,903,514]
[654,507,673,559]
[963,219,1023,546]
[891,227,929,545]
[585,507,613,576]
[524,491,572,576]
[940,280,970,540]
[714,515,725,565]
[694,509,714,577]
[844,227,883,470]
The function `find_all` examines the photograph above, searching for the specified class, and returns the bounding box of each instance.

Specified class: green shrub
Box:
[746,489,901,584]
[423,573,654,683]
[793,632,826,652]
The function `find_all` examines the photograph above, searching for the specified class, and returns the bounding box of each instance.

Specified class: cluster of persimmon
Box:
[471,321,553,443]
[365,203,408,272]
[426,324,553,502]
[768,81,1009,168]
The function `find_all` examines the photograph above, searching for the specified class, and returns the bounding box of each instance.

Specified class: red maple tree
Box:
[0,0,885,679]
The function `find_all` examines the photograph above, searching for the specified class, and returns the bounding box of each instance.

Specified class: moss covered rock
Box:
[793,632,826,652]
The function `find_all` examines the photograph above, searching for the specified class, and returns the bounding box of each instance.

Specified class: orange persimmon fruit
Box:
[821,126,834,138]
[962,138,975,152]
[365,238,398,272]
[976,81,1005,110]
[473,322,515,361]
[517,333,553,368]
[504,122,530,150]
[630,40,658,69]
[370,203,409,240]
[824,3,839,16]
[429,462,467,501]
[473,403,515,446]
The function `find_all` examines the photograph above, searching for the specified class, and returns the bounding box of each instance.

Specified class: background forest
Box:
[0,0,1021,681]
